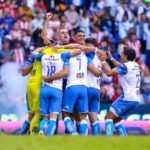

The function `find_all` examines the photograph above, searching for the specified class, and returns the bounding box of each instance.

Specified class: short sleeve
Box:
[116,64,128,75]
[61,52,71,60]
[34,54,44,61]
[25,56,34,66]
[87,56,92,65]
[63,59,70,67]
[61,52,71,67]
[86,52,95,61]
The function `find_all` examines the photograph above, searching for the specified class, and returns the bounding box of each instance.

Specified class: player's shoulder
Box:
[41,46,54,54]
[124,61,139,69]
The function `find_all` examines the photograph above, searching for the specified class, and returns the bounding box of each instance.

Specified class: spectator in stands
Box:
[13,40,25,66]
[1,0,17,19]
[80,11,91,37]
[1,9,16,31]
[18,0,33,21]
[65,4,80,31]
[0,39,12,65]
[60,15,72,31]
[111,85,122,102]
[11,22,21,40]
[128,33,141,58]
[18,15,30,31]
[100,86,111,103]
[136,57,150,77]
[33,0,47,18]
[0,20,8,41]
[21,29,31,49]
[30,13,44,32]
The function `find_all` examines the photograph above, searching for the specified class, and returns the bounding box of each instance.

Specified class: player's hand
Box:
[52,45,63,52]
[84,46,95,53]
[107,47,112,58]
[97,50,107,61]
[46,13,52,21]
[44,36,54,46]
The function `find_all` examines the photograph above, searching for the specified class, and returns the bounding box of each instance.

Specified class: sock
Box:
[78,120,88,136]
[54,119,59,135]
[46,119,56,136]
[65,118,74,134]
[20,120,30,135]
[105,119,114,136]
[30,111,40,133]
[115,122,128,136]
[91,121,101,135]
[76,121,80,133]
[39,118,48,133]
[64,117,76,135]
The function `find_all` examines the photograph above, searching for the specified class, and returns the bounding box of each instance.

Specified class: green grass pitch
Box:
[0,135,150,150]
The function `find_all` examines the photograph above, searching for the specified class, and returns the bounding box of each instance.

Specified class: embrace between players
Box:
[20,13,141,136]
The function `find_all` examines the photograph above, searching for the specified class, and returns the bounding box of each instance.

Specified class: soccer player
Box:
[32,48,81,136]
[62,30,101,135]
[97,47,141,136]
[20,12,73,135]
[86,38,102,135]
[20,56,34,134]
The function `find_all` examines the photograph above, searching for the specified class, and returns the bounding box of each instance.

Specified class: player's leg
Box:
[62,86,77,135]
[20,88,33,135]
[29,83,41,134]
[114,118,127,136]
[113,100,139,136]
[105,99,137,136]
[46,87,62,136]
[38,85,50,135]
[88,87,101,135]
[77,86,88,136]
[105,111,118,136]
[20,93,34,135]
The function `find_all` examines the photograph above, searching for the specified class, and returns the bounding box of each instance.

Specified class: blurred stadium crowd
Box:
[0,0,150,114]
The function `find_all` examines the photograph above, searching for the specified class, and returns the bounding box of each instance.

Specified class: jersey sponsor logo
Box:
[76,72,85,78]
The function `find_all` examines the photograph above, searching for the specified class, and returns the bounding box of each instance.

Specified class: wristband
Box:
[95,48,98,52]
[102,61,107,64]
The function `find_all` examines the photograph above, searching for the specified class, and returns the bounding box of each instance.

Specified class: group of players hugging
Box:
[20,13,141,136]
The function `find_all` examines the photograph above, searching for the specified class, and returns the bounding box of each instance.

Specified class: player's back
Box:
[66,52,88,88]
[120,61,141,102]
[87,52,102,90]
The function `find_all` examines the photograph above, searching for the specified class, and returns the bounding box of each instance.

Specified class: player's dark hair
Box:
[74,29,85,35]
[123,47,136,61]
[85,38,97,46]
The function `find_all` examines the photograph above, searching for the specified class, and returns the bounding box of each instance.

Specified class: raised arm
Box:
[107,48,121,67]
[41,13,53,45]
[97,50,118,76]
